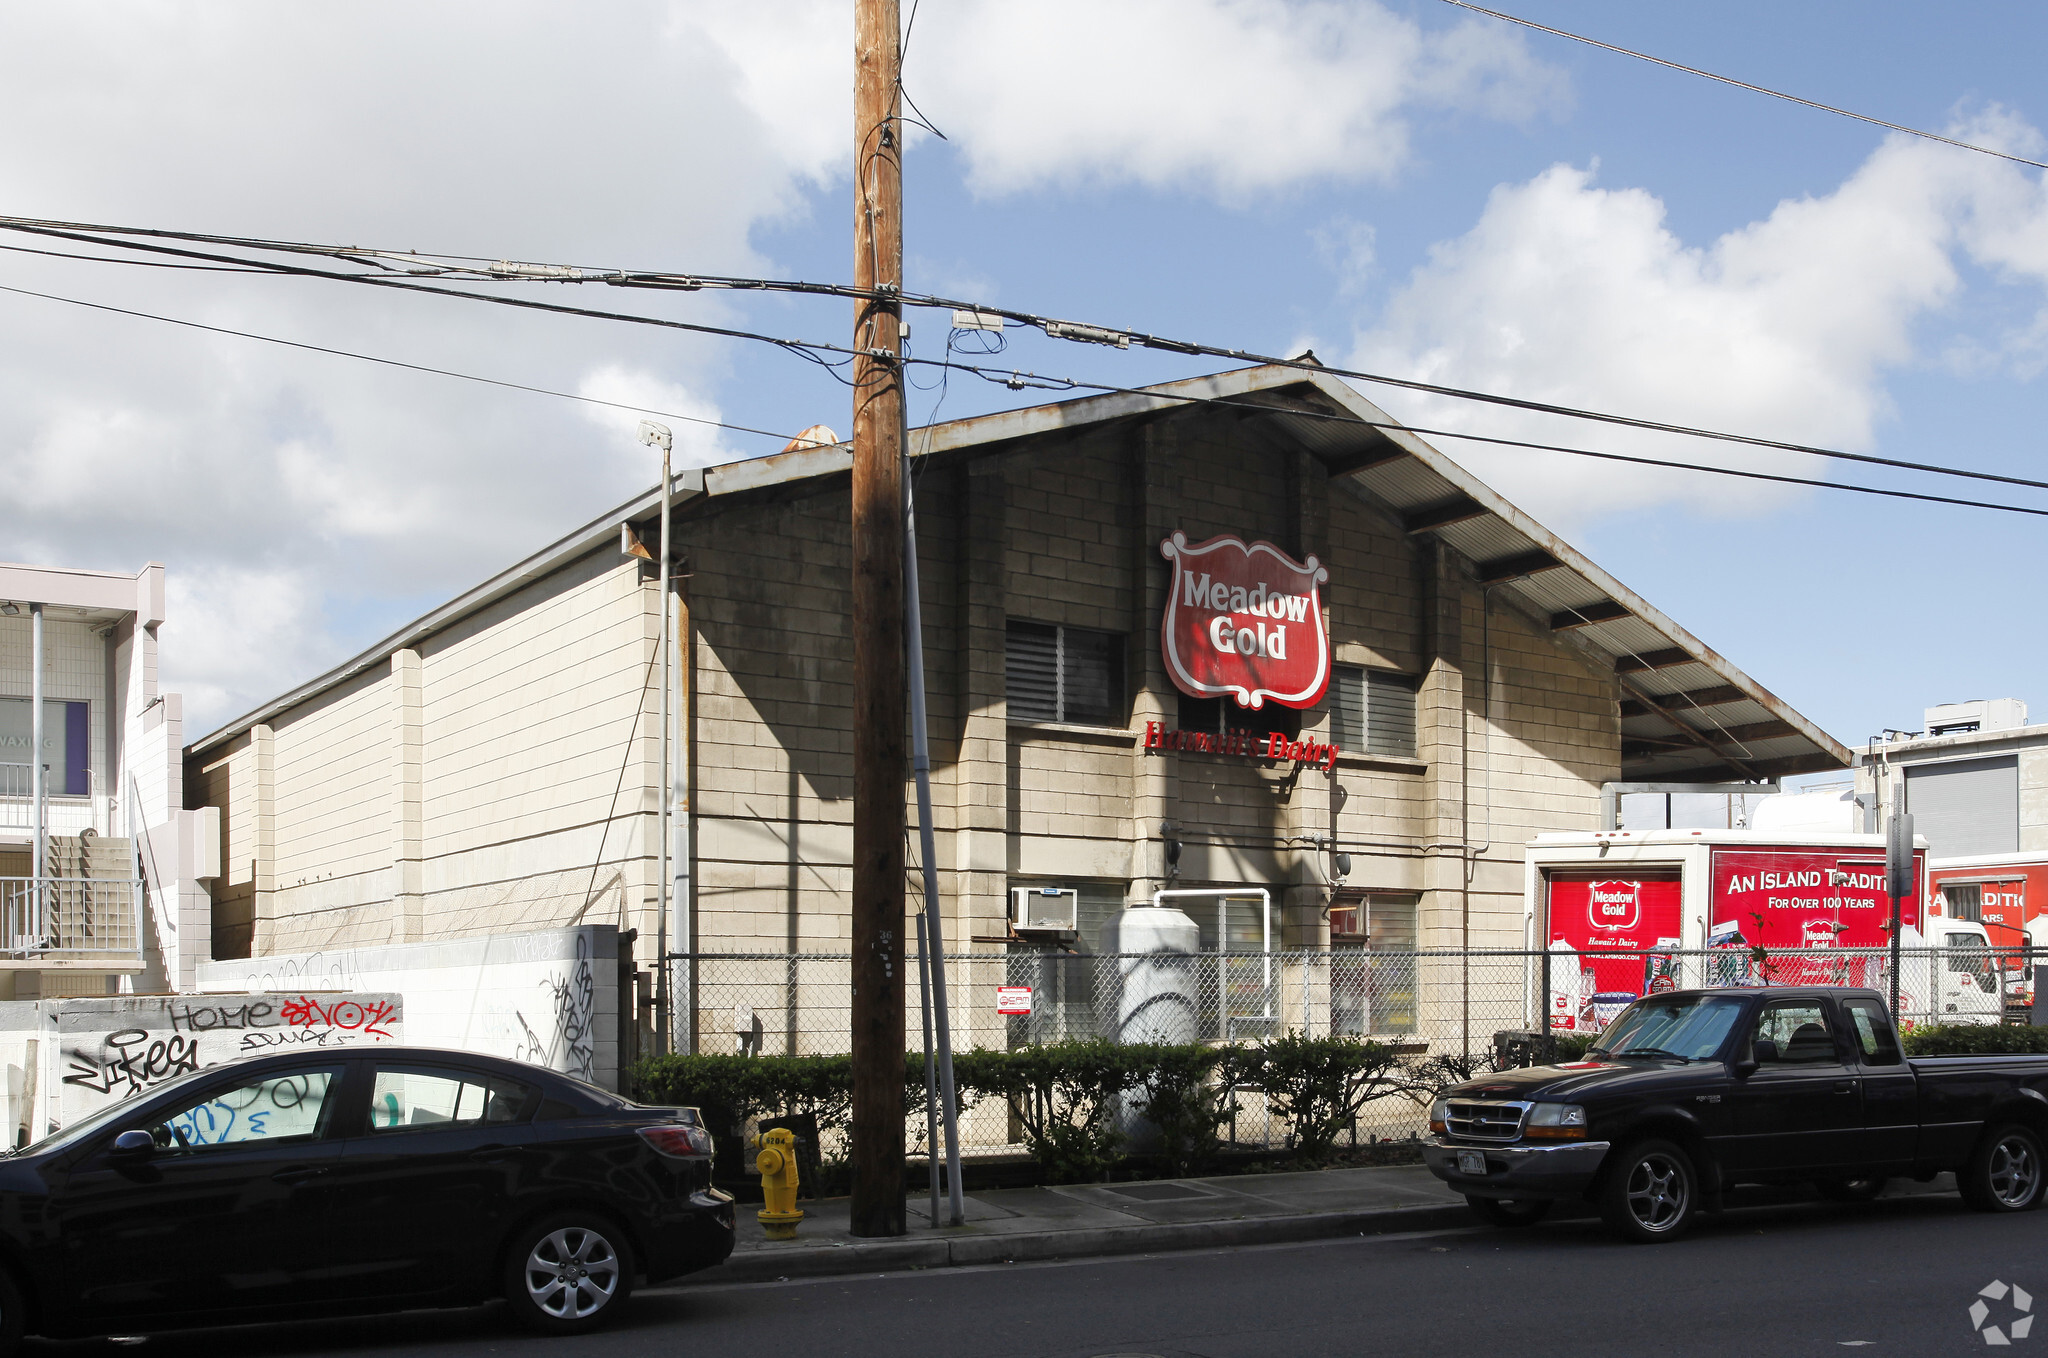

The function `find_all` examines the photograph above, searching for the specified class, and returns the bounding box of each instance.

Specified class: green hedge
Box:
[1903,1023,2048,1056]
[632,1032,1540,1183]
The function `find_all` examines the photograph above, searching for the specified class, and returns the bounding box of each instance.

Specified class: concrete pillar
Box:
[1282,448,1333,950]
[1419,542,1470,950]
[953,457,1008,942]
[391,648,424,944]
[250,723,276,954]
[1128,418,1181,910]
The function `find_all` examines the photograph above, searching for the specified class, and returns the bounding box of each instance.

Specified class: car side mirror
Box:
[1733,1055,1759,1078]
[111,1129,156,1157]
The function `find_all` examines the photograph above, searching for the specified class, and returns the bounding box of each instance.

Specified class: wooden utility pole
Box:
[849,0,907,1239]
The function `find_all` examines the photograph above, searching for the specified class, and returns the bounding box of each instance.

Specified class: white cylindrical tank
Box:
[1100,904,1201,1045]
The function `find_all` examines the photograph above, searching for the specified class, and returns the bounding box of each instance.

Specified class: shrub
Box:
[1126,1044,1232,1176]
[1902,1023,2048,1057]
[631,1053,853,1145]
[955,1039,1147,1183]
[1235,1033,1406,1157]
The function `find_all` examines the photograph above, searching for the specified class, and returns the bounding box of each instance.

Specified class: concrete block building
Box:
[1858,699,2048,859]
[1,561,209,996]
[184,365,1849,1041]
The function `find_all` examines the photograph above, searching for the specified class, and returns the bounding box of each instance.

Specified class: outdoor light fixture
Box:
[0,602,16,615]
[1160,821,1183,879]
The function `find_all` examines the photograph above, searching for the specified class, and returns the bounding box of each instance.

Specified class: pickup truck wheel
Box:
[1961,1124,2045,1213]
[1466,1196,1552,1227]
[1598,1140,1697,1243]
[1814,1177,1887,1203]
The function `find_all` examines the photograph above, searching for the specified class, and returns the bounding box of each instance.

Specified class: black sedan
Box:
[0,1045,733,1349]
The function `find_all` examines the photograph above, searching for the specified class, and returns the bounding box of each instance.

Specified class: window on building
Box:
[1328,892,1419,948]
[1006,621,1124,727]
[1176,692,1299,740]
[0,697,91,796]
[1327,667,1418,759]
[1331,893,1420,1037]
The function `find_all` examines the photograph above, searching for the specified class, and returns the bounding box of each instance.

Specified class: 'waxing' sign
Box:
[1159,531,1331,710]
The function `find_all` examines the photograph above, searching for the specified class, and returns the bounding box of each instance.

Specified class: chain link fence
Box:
[665,943,2035,1153]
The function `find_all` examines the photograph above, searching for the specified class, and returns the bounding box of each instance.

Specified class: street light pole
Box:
[640,420,676,1055]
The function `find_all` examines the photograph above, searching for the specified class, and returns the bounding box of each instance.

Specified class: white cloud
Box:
[1311,215,1378,297]
[0,2,842,734]
[163,565,334,731]
[1347,121,2048,532]
[901,0,1566,199]
[0,1,1553,736]
[575,365,743,469]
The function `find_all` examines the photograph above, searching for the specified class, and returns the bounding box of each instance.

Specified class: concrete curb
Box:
[673,1201,1477,1286]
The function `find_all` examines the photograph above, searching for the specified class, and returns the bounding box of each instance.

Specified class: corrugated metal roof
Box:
[190,363,1849,782]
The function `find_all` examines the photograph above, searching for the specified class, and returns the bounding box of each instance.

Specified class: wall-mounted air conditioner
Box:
[1010,886,1079,934]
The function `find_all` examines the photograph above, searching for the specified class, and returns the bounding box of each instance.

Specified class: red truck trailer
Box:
[1926,852,2048,1009]
[1524,830,2000,1029]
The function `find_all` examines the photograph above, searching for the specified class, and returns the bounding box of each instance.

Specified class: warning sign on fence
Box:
[995,986,1033,1015]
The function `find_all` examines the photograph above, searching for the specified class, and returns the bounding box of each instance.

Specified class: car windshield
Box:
[15,1066,219,1158]
[1591,995,1747,1062]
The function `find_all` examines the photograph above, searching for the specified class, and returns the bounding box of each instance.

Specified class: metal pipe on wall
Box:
[30,602,44,888]
[901,438,964,1228]
[673,572,695,1055]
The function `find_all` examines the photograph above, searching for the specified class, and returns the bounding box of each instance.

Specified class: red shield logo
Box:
[1587,880,1641,932]
[1160,531,1330,710]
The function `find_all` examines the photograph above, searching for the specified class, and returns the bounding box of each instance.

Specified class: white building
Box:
[1859,699,2048,859]
[0,561,210,996]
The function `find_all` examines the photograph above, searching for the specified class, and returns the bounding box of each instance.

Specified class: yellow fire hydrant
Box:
[755,1127,805,1240]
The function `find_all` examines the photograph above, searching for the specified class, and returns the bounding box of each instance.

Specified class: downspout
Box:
[29,603,44,887]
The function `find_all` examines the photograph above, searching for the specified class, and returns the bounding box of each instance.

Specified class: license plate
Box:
[1457,1151,1487,1176]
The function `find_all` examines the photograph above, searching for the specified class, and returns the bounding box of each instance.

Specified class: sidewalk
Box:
[678,1164,1473,1285]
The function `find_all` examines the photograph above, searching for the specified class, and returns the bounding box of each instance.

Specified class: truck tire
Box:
[1598,1139,1698,1243]
[1959,1124,2045,1213]
[1465,1196,1552,1227]
[1814,1177,1887,1203]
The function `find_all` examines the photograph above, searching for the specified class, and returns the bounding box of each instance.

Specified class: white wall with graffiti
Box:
[195,924,618,1091]
[0,990,404,1145]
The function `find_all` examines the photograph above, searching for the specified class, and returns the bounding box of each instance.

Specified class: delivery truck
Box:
[1525,830,2001,1031]
[1927,852,2048,1011]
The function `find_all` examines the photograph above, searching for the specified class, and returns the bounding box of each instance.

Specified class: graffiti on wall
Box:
[192,924,615,1089]
[515,933,596,1081]
[53,992,403,1119]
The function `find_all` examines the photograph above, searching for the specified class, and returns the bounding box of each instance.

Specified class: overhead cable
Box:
[1436,0,2048,172]
[1,211,2041,498]
[9,271,2045,524]
[0,281,801,444]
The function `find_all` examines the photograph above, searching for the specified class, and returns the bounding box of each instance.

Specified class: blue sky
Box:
[0,1,2042,756]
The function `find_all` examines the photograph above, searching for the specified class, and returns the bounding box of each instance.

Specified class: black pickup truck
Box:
[1421,986,2048,1242]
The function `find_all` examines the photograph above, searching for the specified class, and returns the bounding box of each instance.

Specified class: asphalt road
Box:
[43,1190,2048,1358]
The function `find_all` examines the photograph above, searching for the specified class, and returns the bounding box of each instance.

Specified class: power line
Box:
[9,268,2048,523]
[5,211,2044,498]
[1436,0,2048,172]
[0,281,802,445]
[918,358,2048,521]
